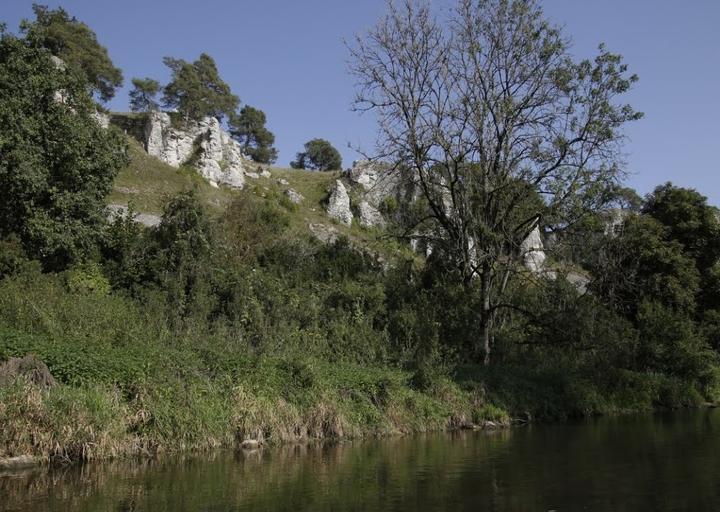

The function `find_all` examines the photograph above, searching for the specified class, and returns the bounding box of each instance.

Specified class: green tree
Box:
[129,77,160,112]
[643,183,720,272]
[591,215,700,319]
[20,4,123,102]
[162,53,239,122]
[0,28,128,270]
[290,139,342,171]
[229,105,278,164]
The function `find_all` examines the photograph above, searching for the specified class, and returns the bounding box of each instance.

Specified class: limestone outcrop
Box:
[144,112,246,189]
[326,180,353,226]
[348,160,404,205]
[358,201,384,228]
[519,225,547,273]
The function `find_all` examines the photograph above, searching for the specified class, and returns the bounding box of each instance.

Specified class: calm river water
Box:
[2,409,719,511]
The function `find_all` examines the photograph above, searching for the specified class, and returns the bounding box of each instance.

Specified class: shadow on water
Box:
[2,409,720,511]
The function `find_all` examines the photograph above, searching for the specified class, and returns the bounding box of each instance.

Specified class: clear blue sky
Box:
[4,1,719,205]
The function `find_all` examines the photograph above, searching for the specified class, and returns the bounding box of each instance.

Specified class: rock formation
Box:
[348,160,404,205]
[144,112,246,189]
[326,180,353,226]
[358,201,384,228]
[519,225,547,273]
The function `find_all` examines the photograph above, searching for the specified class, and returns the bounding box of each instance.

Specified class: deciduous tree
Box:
[349,0,642,363]
[0,28,128,270]
[290,138,342,171]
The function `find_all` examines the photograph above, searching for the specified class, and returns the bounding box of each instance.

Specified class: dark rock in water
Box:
[0,355,56,388]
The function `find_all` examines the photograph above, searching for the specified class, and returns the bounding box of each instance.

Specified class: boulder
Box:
[309,223,339,244]
[326,180,353,226]
[0,355,56,388]
[285,188,304,205]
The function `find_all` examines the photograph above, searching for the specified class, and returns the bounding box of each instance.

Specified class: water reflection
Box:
[2,410,719,511]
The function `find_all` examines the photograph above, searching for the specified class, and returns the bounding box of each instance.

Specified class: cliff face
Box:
[143,112,247,189]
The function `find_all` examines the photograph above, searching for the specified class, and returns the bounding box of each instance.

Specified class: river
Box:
[2,408,719,511]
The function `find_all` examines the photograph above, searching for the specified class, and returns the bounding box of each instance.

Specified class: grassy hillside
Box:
[109,132,413,261]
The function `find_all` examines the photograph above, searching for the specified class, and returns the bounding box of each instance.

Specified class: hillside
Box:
[107,113,414,262]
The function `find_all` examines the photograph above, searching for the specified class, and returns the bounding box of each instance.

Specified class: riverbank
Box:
[0,349,511,465]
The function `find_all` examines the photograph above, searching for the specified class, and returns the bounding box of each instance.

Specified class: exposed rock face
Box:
[144,112,246,189]
[348,160,403,205]
[93,111,110,129]
[326,180,353,226]
[358,201,384,228]
[519,225,547,273]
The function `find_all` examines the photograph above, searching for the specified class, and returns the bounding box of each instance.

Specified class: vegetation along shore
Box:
[1,2,719,466]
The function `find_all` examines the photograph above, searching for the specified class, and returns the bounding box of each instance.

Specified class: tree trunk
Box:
[479,265,492,366]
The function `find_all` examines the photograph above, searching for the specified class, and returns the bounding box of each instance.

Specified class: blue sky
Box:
[4,1,719,205]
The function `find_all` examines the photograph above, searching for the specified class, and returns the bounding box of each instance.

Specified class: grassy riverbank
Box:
[0,269,508,463]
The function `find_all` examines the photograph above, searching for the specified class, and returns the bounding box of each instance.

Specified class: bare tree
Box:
[349,0,642,364]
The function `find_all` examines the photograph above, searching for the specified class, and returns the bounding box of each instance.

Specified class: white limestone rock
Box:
[143,112,246,189]
[93,111,110,129]
[348,160,402,205]
[285,188,304,205]
[326,180,353,226]
[520,225,546,274]
[358,201,385,228]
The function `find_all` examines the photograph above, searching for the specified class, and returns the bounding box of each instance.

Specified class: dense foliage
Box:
[291,138,342,171]
[0,27,128,270]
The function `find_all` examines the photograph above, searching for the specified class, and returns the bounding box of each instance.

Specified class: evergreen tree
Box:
[229,105,278,164]
[129,77,160,112]
[162,53,238,122]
